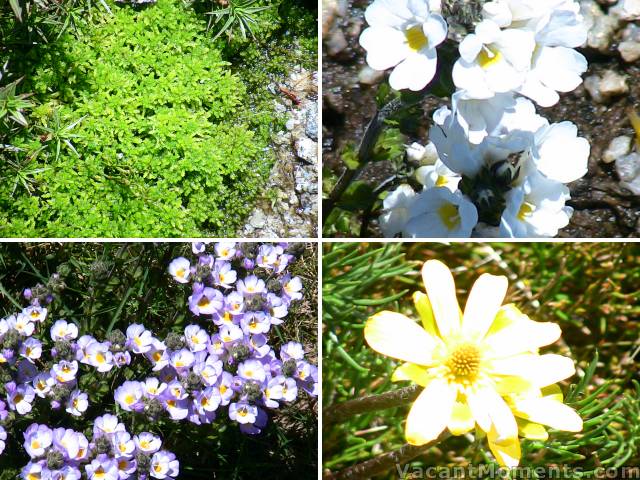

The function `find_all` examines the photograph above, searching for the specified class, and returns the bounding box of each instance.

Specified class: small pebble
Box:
[616,152,640,195]
[325,29,348,57]
[584,75,604,103]
[600,70,628,96]
[618,41,640,62]
[603,135,632,163]
[358,66,385,86]
[587,15,620,51]
[610,0,640,20]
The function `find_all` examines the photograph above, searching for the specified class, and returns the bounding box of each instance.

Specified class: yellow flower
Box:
[364,259,582,467]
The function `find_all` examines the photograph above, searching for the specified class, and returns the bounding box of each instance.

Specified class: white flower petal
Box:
[389,50,438,91]
[405,378,456,444]
[513,397,583,432]
[489,353,576,387]
[482,319,561,358]
[421,259,461,338]
[462,273,508,339]
[360,27,409,71]
[365,311,439,365]
[424,14,448,47]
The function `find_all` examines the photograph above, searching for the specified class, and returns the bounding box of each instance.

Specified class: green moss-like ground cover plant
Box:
[0,0,317,236]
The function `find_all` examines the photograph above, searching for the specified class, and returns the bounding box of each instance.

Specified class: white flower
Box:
[500,170,572,237]
[403,187,478,237]
[406,141,439,165]
[379,185,417,237]
[532,121,590,183]
[452,19,535,98]
[415,159,460,191]
[360,0,448,91]
[446,91,547,144]
[168,257,190,284]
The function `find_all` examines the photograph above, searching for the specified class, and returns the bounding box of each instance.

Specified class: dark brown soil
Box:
[322,2,640,237]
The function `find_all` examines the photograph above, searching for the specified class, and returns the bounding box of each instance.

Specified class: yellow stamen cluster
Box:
[445,343,481,382]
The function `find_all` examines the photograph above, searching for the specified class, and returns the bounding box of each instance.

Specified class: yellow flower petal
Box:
[482,319,561,359]
[462,273,508,340]
[487,428,521,468]
[486,304,524,335]
[494,375,535,397]
[413,291,438,336]
[513,397,583,432]
[518,420,549,441]
[448,400,475,435]
[391,363,431,386]
[467,388,492,432]
[405,378,456,445]
[365,311,438,366]
[488,354,575,388]
[468,386,518,442]
[421,260,461,339]
[541,384,563,402]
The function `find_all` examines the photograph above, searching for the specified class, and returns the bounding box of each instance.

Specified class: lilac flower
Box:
[0,400,7,421]
[112,431,135,458]
[184,325,209,352]
[0,426,6,455]
[265,293,288,324]
[281,341,305,361]
[10,313,35,336]
[19,337,43,362]
[219,324,243,344]
[168,257,191,284]
[146,339,169,371]
[86,454,119,480]
[188,287,223,316]
[55,465,82,480]
[249,334,271,358]
[214,241,236,260]
[21,462,47,480]
[6,381,35,414]
[52,360,79,383]
[213,261,237,288]
[23,423,53,458]
[50,320,79,341]
[114,381,144,412]
[282,276,303,302]
[229,402,258,424]
[162,397,190,420]
[169,348,195,372]
[150,450,179,479]
[134,432,162,454]
[53,427,81,460]
[225,291,244,315]
[126,324,154,354]
[93,414,126,438]
[238,359,266,383]
[64,390,88,417]
[241,312,270,335]
[22,305,47,323]
[142,377,167,397]
[237,275,265,296]
[116,457,137,479]
[113,351,131,367]
[256,245,278,269]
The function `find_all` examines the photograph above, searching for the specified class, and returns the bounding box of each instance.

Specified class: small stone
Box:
[295,138,318,163]
[325,29,348,57]
[249,210,266,229]
[616,152,640,194]
[599,70,628,98]
[618,40,640,62]
[285,118,296,131]
[610,0,640,20]
[304,107,318,140]
[587,15,620,51]
[603,136,632,163]
[584,75,604,102]
[358,66,385,86]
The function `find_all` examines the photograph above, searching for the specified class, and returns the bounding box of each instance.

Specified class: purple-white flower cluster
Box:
[20,415,178,479]
[113,242,318,434]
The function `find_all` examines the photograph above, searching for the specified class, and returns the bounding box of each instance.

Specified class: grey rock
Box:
[603,135,633,163]
[619,40,640,62]
[295,138,318,163]
[584,75,604,102]
[249,210,266,229]
[588,15,620,51]
[285,118,296,131]
[599,70,629,97]
[304,107,318,140]
[326,29,348,57]
[610,0,640,20]
[358,66,385,86]
[616,152,640,194]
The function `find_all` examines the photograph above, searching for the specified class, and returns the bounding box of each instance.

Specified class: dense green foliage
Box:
[323,243,640,478]
[0,0,317,236]
[0,242,318,479]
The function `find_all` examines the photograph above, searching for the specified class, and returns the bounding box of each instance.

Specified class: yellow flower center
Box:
[140,440,150,449]
[238,409,248,417]
[435,175,449,187]
[176,268,185,278]
[198,297,210,307]
[405,25,428,51]
[15,394,24,403]
[478,46,502,69]
[220,385,227,394]
[518,201,535,221]
[125,394,135,405]
[153,351,162,361]
[446,343,481,382]
[438,203,461,230]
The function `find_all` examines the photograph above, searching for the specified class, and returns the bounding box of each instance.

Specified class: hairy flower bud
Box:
[136,452,152,471]
[267,278,282,293]
[282,359,297,378]
[93,435,113,455]
[53,340,74,361]
[230,344,251,363]
[165,332,185,350]
[244,295,264,312]
[107,329,126,350]
[242,381,262,403]
[46,450,65,470]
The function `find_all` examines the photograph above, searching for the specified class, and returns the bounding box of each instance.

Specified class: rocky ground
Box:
[323,0,640,237]
[242,66,318,238]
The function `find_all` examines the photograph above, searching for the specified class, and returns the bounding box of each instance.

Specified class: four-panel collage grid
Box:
[1,0,639,478]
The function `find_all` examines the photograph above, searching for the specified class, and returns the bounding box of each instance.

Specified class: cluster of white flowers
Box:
[359,0,591,238]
